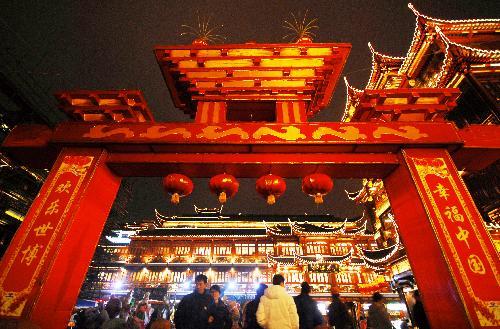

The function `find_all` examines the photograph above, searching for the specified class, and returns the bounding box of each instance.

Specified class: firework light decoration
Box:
[180,12,226,45]
[282,10,319,42]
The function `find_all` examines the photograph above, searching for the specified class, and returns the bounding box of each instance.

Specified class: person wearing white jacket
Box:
[256,274,299,329]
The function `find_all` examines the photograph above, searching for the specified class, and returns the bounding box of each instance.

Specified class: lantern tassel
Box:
[267,194,276,205]
[314,193,323,204]
[171,193,180,204]
[219,191,227,203]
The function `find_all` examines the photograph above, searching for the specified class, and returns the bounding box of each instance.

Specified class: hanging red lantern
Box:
[256,174,286,205]
[301,173,334,204]
[209,173,239,203]
[162,174,193,204]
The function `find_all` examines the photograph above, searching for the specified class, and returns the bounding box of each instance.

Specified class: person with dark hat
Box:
[243,283,268,329]
[327,289,351,329]
[293,282,323,329]
[207,284,232,329]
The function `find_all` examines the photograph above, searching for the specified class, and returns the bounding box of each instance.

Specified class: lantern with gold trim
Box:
[209,173,239,203]
[302,173,333,204]
[256,174,286,205]
[162,174,194,204]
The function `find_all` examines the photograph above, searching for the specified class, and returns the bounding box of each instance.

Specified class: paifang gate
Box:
[0,39,499,329]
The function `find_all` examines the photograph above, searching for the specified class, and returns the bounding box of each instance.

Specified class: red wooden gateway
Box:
[1,5,499,329]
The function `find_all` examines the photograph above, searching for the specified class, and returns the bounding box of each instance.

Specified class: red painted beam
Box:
[106,152,399,178]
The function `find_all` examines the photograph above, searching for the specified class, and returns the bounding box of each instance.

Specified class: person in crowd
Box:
[327,290,351,329]
[367,292,392,329]
[400,318,410,329]
[293,282,323,329]
[207,284,232,329]
[256,274,299,329]
[149,318,171,329]
[242,283,267,329]
[412,291,430,329]
[174,274,212,329]
[358,315,367,329]
[227,300,241,329]
[134,301,148,329]
[101,298,127,329]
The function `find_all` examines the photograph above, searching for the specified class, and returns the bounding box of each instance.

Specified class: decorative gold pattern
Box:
[312,126,367,140]
[139,126,192,139]
[373,126,429,140]
[196,126,249,139]
[83,125,135,138]
[253,126,306,140]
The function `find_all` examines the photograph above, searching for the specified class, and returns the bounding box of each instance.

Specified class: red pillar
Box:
[0,148,121,329]
[384,148,499,328]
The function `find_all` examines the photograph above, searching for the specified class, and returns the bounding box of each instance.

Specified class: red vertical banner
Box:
[0,148,121,328]
[402,148,499,327]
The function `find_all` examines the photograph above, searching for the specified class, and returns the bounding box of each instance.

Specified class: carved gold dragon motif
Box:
[83,125,135,138]
[312,126,367,140]
[373,126,429,140]
[252,126,306,140]
[196,126,250,139]
[139,126,191,139]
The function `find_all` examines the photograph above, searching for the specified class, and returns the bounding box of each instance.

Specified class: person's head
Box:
[372,292,384,302]
[210,284,222,301]
[300,281,311,295]
[105,298,122,319]
[255,283,268,300]
[331,288,340,300]
[272,274,285,286]
[137,301,148,313]
[195,274,208,294]
[413,290,421,300]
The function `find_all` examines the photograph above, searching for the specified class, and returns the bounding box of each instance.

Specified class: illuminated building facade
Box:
[81,206,401,301]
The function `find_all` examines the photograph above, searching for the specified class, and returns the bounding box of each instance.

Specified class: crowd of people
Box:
[72,274,429,329]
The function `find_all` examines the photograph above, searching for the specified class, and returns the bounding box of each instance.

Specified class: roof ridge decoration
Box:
[408,3,500,26]
[400,3,500,77]
[341,77,363,122]
[432,26,500,87]
[288,218,347,235]
[358,217,401,264]
[366,42,405,90]
[294,250,353,265]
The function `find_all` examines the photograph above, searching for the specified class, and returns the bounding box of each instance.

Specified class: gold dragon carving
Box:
[252,126,306,140]
[373,126,429,140]
[196,126,250,139]
[139,126,192,139]
[312,126,367,140]
[83,125,135,138]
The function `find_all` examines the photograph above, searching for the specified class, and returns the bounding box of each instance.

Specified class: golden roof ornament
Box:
[180,12,226,45]
[282,10,319,43]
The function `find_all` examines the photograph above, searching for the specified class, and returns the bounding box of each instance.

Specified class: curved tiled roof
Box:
[137,227,267,237]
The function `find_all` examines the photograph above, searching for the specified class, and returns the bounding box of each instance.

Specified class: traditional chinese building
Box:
[81,206,403,301]
[343,4,500,257]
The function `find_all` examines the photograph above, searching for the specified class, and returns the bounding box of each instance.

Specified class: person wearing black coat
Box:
[242,283,267,329]
[327,291,351,329]
[174,274,212,329]
[207,285,232,329]
[293,282,323,329]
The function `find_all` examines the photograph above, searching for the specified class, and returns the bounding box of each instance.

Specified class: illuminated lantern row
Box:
[301,173,334,204]
[209,173,239,204]
[163,173,334,205]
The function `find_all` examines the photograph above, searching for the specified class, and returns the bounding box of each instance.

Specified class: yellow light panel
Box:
[289,69,316,77]
[260,58,324,67]
[260,79,306,87]
[178,60,198,68]
[198,49,222,57]
[223,80,254,87]
[186,71,227,78]
[170,49,191,57]
[307,48,332,56]
[228,49,273,56]
[280,48,301,56]
[233,70,283,77]
[196,81,216,88]
[204,59,254,68]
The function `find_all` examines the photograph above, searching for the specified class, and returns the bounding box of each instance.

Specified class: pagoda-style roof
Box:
[366,43,405,90]
[400,4,500,80]
[136,227,267,238]
[289,219,347,235]
[154,42,351,118]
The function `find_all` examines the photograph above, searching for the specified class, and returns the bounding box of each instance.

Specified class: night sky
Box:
[2,1,499,222]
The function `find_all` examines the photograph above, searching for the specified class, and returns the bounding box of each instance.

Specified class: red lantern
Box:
[302,173,334,204]
[256,174,286,205]
[209,173,239,203]
[162,174,193,204]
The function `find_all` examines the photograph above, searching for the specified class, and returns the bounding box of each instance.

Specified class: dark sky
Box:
[2,1,499,221]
